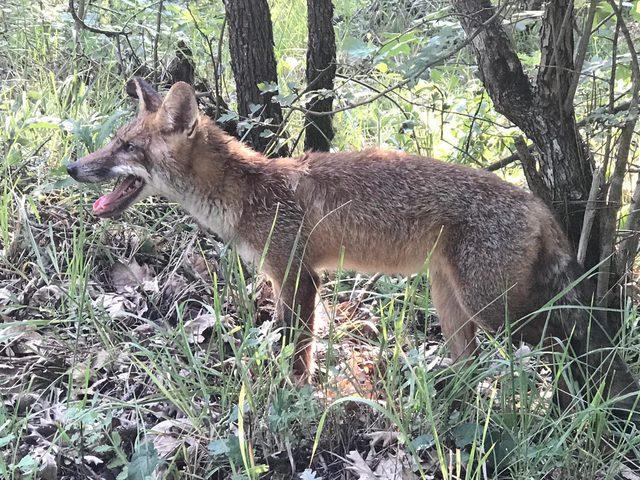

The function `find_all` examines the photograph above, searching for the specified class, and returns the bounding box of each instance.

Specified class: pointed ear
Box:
[125,77,162,115]
[159,82,199,133]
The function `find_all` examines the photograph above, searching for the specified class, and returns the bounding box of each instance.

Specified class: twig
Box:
[68,0,130,37]
[485,152,519,171]
[354,273,383,305]
[463,92,484,157]
[607,0,640,283]
[187,7,220,103]
[216,17,227,118]
[577,166,603,266]
[152,0,164,82]
[565,0,598,109]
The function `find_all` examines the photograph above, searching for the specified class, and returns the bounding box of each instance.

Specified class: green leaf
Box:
[273,93,296,107]
[400,119,416,133]
[217,112,239,123]
[257,81,279,93]
[376,31,416,60]
[16,454,38,473]
[409,433,434,451]
[24,116,61,129]
[299,469,320,480]
[127,442,160,480]
[342,36,376,60]
[208,439,230,456]
[36,176,77,194]
[248,103,263,115]
[451,422,479,448]
[259,129,275,138]
[0,434,15,448]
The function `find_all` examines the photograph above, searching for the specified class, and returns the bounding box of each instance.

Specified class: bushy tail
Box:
[547,257,640,425]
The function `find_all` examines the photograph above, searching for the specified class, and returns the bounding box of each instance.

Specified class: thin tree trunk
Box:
[223,0,285,155]
[304,0,336,152]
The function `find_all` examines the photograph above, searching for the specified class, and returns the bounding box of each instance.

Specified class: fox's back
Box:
[296,150,534,224]
[283,150,549,273]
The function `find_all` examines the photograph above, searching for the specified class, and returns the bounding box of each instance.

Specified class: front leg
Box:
[274,267,320,378]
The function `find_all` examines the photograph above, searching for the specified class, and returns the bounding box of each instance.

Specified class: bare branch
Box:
[68,0,130,37]
[565,0,598,109]
[152,0,164,83]
[577,166,604,266]
[607,0,640,282]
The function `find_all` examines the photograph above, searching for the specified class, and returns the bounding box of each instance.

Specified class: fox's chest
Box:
[182,195,240,242]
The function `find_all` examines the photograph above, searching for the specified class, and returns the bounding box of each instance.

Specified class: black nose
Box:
[66,162,78,178]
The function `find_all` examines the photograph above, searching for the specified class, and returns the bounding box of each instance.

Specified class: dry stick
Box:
[353,273,383,305]
[565,0,598,110]
[463,92,484,157]
[152,0,164,83]
[186,6,222,116]
[606,1,640,280]
[601,5,621,190]
[68,0,130,37]
[486,152,519,171]
[215,17,226,119]
[577,166,604,266]
[620,174,640,275]
[596,0,640,301]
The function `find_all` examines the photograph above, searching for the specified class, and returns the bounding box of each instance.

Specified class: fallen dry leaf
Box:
[30,284,64,307]
[110,258,154,293]
[0,322,46,355]
[33,445,58,480]
[183,314,220,343]
[373,449,418,480]
[620,465,640,480]
[367,431,400,449]
[148,418,199,459]
[346,450,377,480]
[93,292,148,319]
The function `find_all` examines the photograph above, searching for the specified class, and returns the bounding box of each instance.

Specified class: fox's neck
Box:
[177,119,271,243]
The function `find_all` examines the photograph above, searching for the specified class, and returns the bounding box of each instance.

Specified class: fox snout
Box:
[68,143,149,218]
[67,149,118,184]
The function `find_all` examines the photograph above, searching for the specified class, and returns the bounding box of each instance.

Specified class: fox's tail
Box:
[546,256,640,425]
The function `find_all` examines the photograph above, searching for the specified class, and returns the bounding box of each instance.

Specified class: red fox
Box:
[67,78,638,420]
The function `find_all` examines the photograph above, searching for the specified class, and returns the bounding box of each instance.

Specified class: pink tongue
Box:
[93,195,110,214]
[92,176,137,214]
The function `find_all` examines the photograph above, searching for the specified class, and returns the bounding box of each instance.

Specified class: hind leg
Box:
[431,272,477,362]
[273,266,320,379]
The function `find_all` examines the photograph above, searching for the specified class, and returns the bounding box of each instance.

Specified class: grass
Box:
[1,0,640,478]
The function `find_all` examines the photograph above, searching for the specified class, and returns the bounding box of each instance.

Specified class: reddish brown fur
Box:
[67,79,639,419]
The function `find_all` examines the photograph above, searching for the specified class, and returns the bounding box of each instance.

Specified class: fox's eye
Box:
[123,142,136,153]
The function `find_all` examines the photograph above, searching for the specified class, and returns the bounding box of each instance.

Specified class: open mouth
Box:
[92,176,145,218]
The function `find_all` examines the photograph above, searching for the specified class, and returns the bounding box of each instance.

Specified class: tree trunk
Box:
[450,0,600,269]
[304,0,336,152]
[223,0,285,155]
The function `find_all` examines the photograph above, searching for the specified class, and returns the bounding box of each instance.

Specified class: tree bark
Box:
[304,0,336,152]
[223,0,285,155]
[450,0,600,269]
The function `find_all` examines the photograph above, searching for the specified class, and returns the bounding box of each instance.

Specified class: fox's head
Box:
[67,77,215,218]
